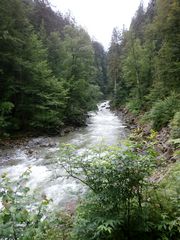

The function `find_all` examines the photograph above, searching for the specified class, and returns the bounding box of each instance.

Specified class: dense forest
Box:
[0,0,107,136]
[0,0,179,137]
[0,0,180,240]
[107,0,180,136]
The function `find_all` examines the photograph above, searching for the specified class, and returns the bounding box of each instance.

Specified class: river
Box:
[0,101,127,209]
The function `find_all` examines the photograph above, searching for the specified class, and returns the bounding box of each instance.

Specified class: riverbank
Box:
[0,100,122,149]
[0,125,79,149]
[118,107,177,157]
[115,106,179,183]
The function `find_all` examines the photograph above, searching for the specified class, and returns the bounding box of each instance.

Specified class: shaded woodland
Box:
[0,1,180,239]
[0,0,107,136]
[107,0,180,136]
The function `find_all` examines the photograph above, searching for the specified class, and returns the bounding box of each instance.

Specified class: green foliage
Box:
[146,94,180,130]
[0,169,73,240]
[0,0,103,136]
[0,142,179,240]
[77,1,180,230]
[155,161,180,239]
[58,142,179,240]
[0,168,48,239]
[160,161,180,196]
[93,41,108,95]
[59,142,157,194]
[56,25,102,125]
[58,142,157,239]
[126,99,142,115]
[170,111,180,139]
[0,102,14,115]
[107,0,180,129]
[0,102,14,133]
[145,81,169,107]
[34,211,73,240]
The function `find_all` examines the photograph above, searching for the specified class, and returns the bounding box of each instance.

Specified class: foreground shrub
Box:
[59,141,179,240]
[0,168,72,240]
[0,168,45,239]
[126,98,142,115]
[59,142,155,239]
[170,111,180,139]
[1,140,179,240]
[146,94,180,130]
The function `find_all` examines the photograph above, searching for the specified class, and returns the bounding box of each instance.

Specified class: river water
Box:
[0,101,127,208]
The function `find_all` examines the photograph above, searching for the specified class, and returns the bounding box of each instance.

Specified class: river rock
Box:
[27,149,34,154]
[60,126,74,136]
[27,137,57,148]
[101,104,106,108]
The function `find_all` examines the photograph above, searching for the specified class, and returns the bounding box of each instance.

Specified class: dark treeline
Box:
[0,0,107,136]
[0,1,180,240]
[107,0,180,136]
[1,0,179,138]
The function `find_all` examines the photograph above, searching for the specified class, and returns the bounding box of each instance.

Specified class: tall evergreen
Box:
[93,41,108,95]
[0,0,102,135]
[107,0,180,127]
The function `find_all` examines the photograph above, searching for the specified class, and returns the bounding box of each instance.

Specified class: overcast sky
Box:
[49,0,149,49]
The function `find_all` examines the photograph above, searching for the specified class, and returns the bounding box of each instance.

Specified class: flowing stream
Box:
[0,101,127,208]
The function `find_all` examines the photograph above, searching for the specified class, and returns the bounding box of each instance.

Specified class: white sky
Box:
[49,0,149,49]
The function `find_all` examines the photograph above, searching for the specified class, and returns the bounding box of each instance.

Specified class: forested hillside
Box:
[0,1,180,239]
[107,0,180,137]
[0,0,107,136]
[1,0,179,138]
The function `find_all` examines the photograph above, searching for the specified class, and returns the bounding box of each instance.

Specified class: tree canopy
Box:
[0,0,107,136]
[107,0,180,130]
